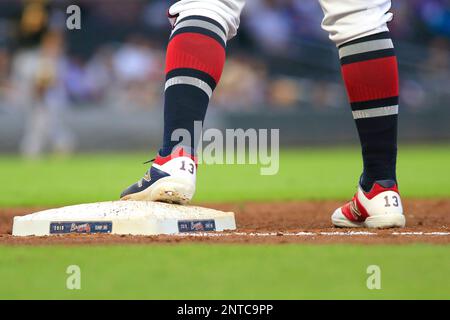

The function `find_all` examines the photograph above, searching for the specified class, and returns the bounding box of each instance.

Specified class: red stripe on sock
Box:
[165,33,226,83]
[341,56,399,103]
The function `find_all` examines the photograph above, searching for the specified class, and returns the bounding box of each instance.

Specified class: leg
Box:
[163,0,245,155]
[121,0,245,203]
[318,0,405,228]
[20,105,49,158]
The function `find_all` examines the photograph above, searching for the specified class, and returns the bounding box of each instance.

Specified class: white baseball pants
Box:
[168,0,393,46]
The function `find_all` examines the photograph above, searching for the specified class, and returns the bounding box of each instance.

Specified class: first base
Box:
[12,201,236,236]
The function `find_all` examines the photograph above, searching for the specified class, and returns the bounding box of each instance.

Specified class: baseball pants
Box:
[168,0,393,46]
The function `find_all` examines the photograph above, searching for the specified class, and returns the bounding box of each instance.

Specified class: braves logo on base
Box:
[178,220,216,233]
[49,222,113,234]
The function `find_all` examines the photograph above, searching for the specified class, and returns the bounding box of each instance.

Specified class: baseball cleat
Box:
[120,147,197,204]
[332,180,406,229]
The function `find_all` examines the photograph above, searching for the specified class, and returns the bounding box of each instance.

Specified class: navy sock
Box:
[162,82,210,156]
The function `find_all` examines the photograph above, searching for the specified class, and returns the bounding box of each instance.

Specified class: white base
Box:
[12,201,236,236]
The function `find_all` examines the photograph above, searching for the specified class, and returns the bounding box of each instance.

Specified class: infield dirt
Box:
[0,199,449,245]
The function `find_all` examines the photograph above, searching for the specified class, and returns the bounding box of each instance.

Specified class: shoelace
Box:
[136,159,155,186]
[143,158,155,165]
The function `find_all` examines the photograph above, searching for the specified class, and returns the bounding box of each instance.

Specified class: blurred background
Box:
[0,0,449,156]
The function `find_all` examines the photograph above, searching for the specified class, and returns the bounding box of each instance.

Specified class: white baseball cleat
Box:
[120,147,197,204]
[332,180,406,229]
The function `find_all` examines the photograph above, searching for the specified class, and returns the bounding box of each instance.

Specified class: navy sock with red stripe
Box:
[339,32,399,192]
[161,15,227,156]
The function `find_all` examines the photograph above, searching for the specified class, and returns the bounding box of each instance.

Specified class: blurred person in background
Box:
[112,35,165,109]
[0,48,12,104]
[424,38,450,93]
[243,0,293,54]
[81,45,116,104]
[212,54,267,110]
[12,1,75,158]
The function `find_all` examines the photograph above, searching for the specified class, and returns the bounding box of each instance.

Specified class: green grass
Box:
[1,145,449,300]
[0,244,448,299]
[1,145,449,207]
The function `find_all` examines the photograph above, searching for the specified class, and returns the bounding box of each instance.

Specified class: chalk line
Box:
[177,231,450,237]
